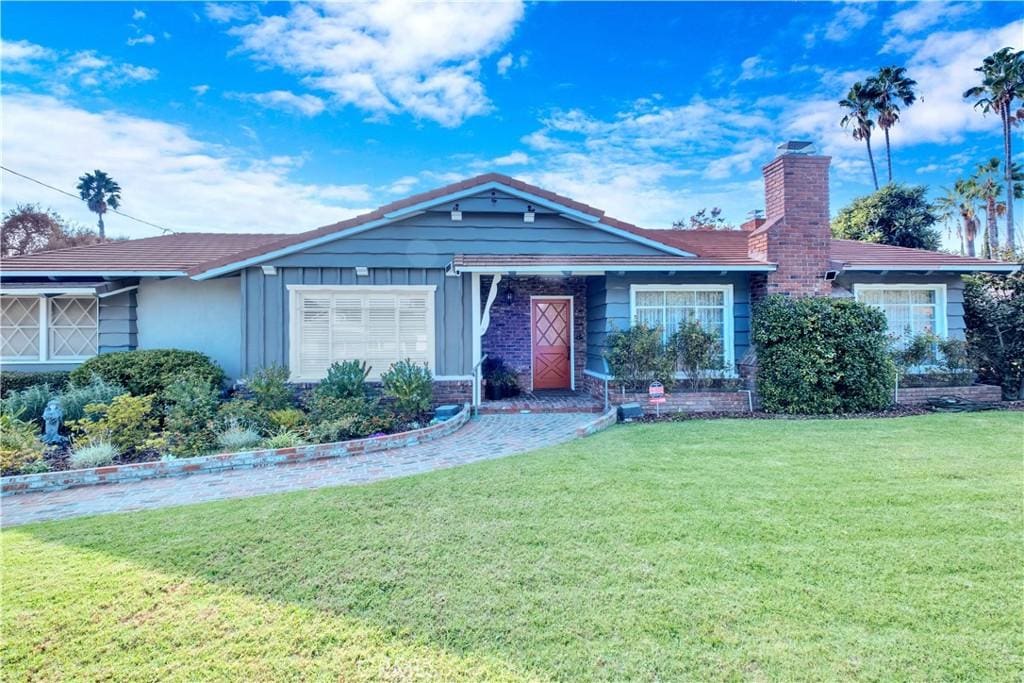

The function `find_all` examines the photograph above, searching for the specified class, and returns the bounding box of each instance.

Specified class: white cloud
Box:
[191,84,210,96]
[204,2,258,23]
[386,176,419,195]
[0,39,56,73]
[127,34,156,46]
[497,53,514,76]
[884,1,979,35]
[807,4,874,46]
[0,94,379,235]
[227,90,326,117]
[132,8,146,21]
[491,151,530,166]
[224,1,525,126]
[737,56,777,81]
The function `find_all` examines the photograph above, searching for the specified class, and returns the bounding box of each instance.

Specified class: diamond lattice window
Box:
[49,297,98,358]
[1,297,41,359]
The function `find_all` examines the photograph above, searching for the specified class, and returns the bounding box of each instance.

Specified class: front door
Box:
[531,298,572,390]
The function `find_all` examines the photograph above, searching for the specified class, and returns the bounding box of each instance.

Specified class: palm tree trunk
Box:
[1003,105,1015,253]
[865,137,879,190]
[964,215,976,257]
[97,213,105,239]
[883,127,893,184]
[986,197,998,258]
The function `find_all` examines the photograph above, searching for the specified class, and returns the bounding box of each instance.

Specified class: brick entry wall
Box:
[481,275,588,391]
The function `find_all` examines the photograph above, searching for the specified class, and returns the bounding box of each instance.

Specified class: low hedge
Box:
[70,349,225,398]
[0,371,71,398]
[752,295,895,414]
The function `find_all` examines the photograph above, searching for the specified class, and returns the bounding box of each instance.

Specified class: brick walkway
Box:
[1,413,599,527]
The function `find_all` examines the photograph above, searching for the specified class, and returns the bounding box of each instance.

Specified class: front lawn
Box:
[3,413,1022,681]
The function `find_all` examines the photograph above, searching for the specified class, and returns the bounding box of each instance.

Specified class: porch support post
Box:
[471,273,482,407]
[479,274,502,336]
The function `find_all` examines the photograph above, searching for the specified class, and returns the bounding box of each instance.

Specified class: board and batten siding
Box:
[241,266,471,378]
[586,272,753,373]
[831,273,966,340]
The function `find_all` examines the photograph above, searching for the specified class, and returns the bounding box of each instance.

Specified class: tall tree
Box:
[936,181,980,257]
[671,207,734,230]
[831,184,941,250]
[866,66,917,184]
[963,47,1024,252]
[0,204,109,257]
[76,169,122,239]
[967,158,1024,259]
[839,81,880,190]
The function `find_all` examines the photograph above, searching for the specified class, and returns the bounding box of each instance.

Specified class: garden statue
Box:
[41,399,67,445]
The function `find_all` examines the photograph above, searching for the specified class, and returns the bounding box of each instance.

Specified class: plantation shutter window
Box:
[630,285,733,369]
[0,295,98,362]
[854,285,946,348]
[290,286,435,381]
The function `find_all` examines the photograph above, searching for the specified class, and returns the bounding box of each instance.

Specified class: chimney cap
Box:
[776,140,816,156]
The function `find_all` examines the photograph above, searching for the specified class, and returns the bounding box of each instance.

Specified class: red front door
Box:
[531,298,572,390]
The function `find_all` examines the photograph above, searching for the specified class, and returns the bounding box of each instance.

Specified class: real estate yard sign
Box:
[649,381,666,416]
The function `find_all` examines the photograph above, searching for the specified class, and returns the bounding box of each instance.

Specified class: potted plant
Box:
[483,357,521,400]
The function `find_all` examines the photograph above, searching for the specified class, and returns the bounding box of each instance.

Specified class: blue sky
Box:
[1,1,1020,246]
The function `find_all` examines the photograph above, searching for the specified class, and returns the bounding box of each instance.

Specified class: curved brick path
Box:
[1,413,600,527]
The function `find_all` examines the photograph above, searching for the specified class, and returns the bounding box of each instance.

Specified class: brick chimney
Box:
[740,217,766,231]
[748,141,832,298]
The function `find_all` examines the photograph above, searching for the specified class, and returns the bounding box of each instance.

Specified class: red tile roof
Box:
[451,254,774,270]
[0,233,289,273]
[828,239,1018,270]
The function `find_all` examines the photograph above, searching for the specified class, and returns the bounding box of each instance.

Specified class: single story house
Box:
[1,142,1017,406]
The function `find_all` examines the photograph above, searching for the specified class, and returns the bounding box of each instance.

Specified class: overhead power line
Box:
[0,165,177,235]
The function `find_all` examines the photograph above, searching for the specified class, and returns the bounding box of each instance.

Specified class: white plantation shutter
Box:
[291,287,435,381]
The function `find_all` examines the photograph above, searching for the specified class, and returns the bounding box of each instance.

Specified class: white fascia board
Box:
[453,264,776,273]
[842,264,1020,273]
[0,287,99,295]
[0,271,186,277]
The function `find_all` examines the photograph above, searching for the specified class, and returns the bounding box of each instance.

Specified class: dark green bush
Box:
[163,375,220,457]
[381,360,433,416]
[243,364,293,411]
[0,371,71,398]
[752,296,895,414]
[667,320,725,391]
[316,360,370,400]
[307,413,397,444]
[605,324,676,392]
[216,398,271,434]
[70,349,225,398]
[304,393,379,424]
[964,271,1024,399]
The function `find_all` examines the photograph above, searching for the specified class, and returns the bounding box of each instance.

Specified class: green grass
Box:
[3,413,1022,681]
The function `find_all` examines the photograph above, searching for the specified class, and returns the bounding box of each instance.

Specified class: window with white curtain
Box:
[854,284,947,347]
[629,284,734,369]
[288,286,435,381]
[0,295,98,362]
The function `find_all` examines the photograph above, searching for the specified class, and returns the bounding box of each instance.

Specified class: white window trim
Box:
[529,295,575,392]
[286,284,437,383]
[853,283,948,338]
[628,284,736,375]
[1,295,98,365]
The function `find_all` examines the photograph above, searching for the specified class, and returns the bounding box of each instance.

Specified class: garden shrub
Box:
[1,376,125,425]
[308,413,397,444]
[163,375,219,457]
[605,324,677,392]
[304,393,378,424]
[381,360,433,416]
[316,360,371,399]
[891,332,975,387]
[667,320,725,391]
[964,271,1024,399]
[261,429,306,449]
[752,295,895,414]
[70,349,225,399]
[244,364,293,411]
[216,423,263,452]
[0,413,45,476]
[216,398,271,434]
[267,408,306,432]
[69,441,118,469]
[71,394,165,454]
[0,370,70,397]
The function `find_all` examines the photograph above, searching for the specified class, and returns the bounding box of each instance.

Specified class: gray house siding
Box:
[98,288,137,354]
[832,272,966,340]
[586,272,753,373]
[240,266,471,377]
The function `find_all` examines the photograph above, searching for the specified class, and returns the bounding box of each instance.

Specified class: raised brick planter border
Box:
[575,407,619,437]
[2,404,471,497]
[896,384,1002,405]
[582,373,754,414]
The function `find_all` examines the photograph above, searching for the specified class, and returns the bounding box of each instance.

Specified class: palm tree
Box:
[839,81,880,190]
[76,170,121,239]
[936,183,977,256]
[866,66,917,184]
[963,47,1024,251]
[968,158,1024,258]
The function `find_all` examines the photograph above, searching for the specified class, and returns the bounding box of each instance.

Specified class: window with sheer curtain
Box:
[288,286,435,381]
[854,285,946,347]
[630,285,734,368]
[0,295,98,362]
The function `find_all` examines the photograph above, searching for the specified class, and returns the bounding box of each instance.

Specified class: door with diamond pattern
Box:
[531,298,571,390]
